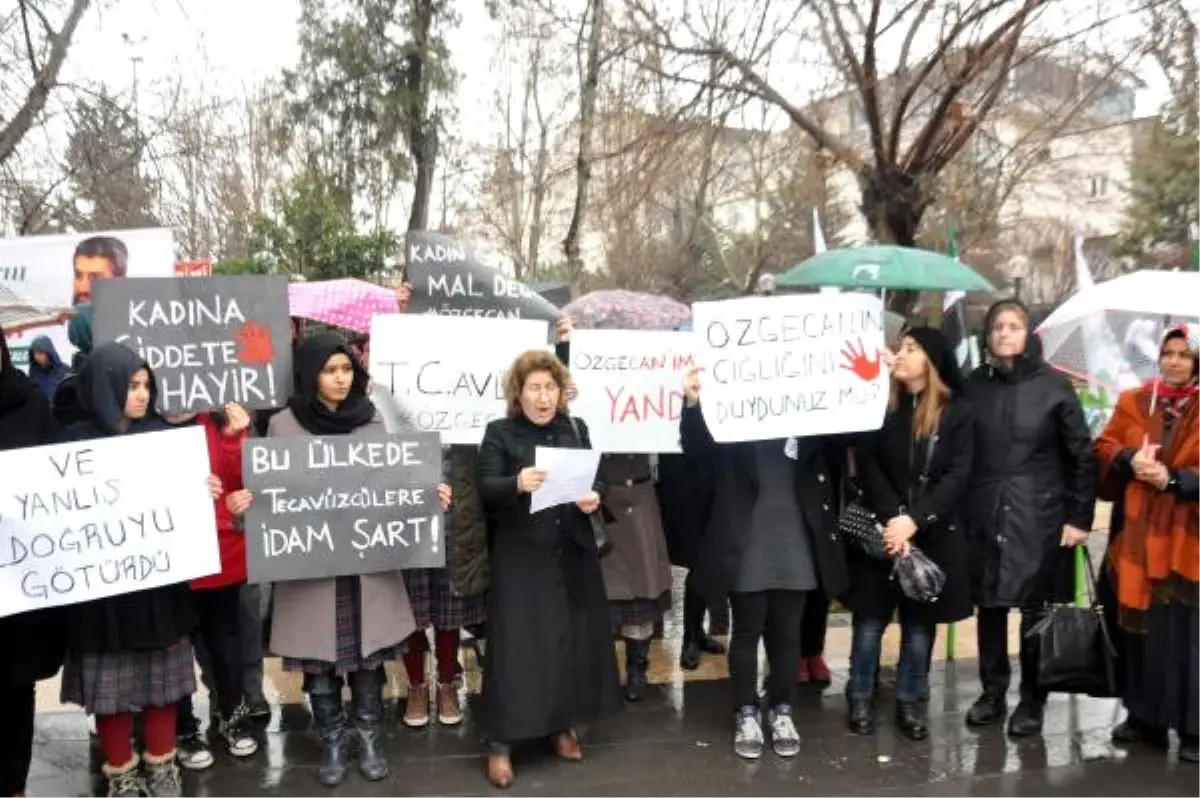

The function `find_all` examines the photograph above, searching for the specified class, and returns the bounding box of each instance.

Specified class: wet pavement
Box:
[29,657,1198,797]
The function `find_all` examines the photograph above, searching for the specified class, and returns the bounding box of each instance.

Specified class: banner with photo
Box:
[0,228,175,371]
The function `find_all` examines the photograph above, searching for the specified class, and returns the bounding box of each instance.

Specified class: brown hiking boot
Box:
[402,683,430,728]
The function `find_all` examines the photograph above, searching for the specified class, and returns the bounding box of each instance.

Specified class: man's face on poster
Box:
[73,255,116,304]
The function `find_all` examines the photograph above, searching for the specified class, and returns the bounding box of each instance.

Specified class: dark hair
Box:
[503,349,570,418]
[73,236,129,277]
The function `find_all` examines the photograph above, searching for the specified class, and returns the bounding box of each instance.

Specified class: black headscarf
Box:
[76,342,164,435]
[287,333,375,435]
[1,334,50,450]
[903,326,964,395]
[979,297,1045,379]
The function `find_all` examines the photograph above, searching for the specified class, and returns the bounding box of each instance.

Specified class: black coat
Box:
[0,340,67,686]
[475,413,621,743]
[965,358,1096,608]
[846,395,974,625]
[678,404,849,602]
[655,452,714,569]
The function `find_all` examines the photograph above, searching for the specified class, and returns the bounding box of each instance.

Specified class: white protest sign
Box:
[691,292,889,443]
[0,426,221,619]
[369,314,551,445]
[568,329,693,453]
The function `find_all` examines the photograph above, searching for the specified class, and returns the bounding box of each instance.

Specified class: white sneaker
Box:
[769,704,801,757]
[733,706,764,760]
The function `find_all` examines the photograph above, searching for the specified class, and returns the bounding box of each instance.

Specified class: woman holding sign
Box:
[228,333,452,788]
[56,343,220,798]
[475,349,622,789]
[679,365,849,762]
[0,335,65,798]
[844,328,974,740]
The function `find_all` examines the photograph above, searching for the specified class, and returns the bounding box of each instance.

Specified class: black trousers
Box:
[728,590,808,710]
[0,681,35,795]
[976,606,1047,703]
[682,571,729,640]
[179,585,246,725]
[800,589,829,657]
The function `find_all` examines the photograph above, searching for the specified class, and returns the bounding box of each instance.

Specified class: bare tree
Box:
[622,0,1148,311]
[562,0,607,288]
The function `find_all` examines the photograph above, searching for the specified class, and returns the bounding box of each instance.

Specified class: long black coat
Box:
[678,404,849,602]
[965,354,1096,608]
[655,452,714,569]
[475,413,621,743]
[846,396,974,625]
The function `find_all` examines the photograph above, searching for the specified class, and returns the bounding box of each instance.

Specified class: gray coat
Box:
[598,454,673,601]
[265,408,417,663]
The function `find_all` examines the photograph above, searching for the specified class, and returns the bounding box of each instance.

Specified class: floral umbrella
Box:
[287,279,399,334]
[563,289,691,331]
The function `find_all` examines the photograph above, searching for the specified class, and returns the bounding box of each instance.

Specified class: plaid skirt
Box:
[60,636,195,716]
[282,576,404,675]
[405,568,488,630]
[610,590,672,629]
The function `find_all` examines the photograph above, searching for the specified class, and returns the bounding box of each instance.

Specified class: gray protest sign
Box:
[92,275,292,414]
[242,433,444,583]
[406,230,559,321]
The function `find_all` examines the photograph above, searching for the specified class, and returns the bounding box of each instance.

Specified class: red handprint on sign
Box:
[235,321,276,365]
[839,338,883,382]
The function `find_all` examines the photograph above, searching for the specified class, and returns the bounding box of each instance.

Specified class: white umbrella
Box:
[1038,270,1198,328]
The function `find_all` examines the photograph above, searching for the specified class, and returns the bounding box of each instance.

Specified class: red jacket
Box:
[191,414,248,590]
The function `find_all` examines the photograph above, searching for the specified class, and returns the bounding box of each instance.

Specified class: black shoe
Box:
[217,704,259,758]
[966,693,1007,728]
[1179,735,1199,763]
[1006,701,1044,738]
[350,668,389,782]
[308,675,350,787]
[679,640,701,671]
[896,701,928,741]
[623,639,650,702]
[1111,717,1168,747]
[847,697,875,735]
[698,634,726,655]
[244,690,271,719]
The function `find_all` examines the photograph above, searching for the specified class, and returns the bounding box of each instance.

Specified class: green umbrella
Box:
[776,245,996,292]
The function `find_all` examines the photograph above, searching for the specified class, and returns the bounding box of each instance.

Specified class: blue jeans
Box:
[848,608,935,703]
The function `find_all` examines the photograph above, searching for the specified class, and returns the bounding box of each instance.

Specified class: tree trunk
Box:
[563,0,605,289]
[858,165,929,316]
[528,126,550,281]
[406,0,437,233]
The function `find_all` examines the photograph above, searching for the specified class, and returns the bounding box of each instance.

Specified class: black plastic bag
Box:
[1024,556,1117,698]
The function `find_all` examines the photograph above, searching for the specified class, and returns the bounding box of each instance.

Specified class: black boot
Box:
[1179,734,1199,763]
[307,674,350,787]
[624,638,650,702]
[847,697,875,735]
[350,667,389,781]
[966,692,1007,728]
[1007,699,1045,738]
[896,701,928,741]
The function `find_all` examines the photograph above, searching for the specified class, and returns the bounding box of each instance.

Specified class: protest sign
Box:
[243,433,444,583]
[568,329,693,453]
[690,292,889,442]
[92,275,293,414]
[1,227,175,372]
[405,230,559,321]
[0,427,220,619]
[370,314,550,445]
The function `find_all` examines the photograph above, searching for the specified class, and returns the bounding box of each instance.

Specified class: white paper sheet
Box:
[530,446,602,514]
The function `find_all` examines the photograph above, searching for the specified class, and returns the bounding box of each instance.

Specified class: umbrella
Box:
[287,279,399,334]
[776,245,996,292]
[563,289,691,331]
[0,284,75,335]
[1038,269,1199,390]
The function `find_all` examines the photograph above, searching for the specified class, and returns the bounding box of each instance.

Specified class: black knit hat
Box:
[901,326,963,394]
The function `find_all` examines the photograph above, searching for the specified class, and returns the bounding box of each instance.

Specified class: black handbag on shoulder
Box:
[567,416,612,558]
[1024,554,1117,698]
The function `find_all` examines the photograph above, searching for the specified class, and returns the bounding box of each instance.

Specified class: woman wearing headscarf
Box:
[1095,325,1198,762]
[0,335,64,798]
[51,304,97,428]
[228,333,451,788]
[475,348,622,789]
[27,335,69,398]
[845,327,974,740]
[679,366,848,761]
[57,343,219,798]
[964,298,1096,737]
